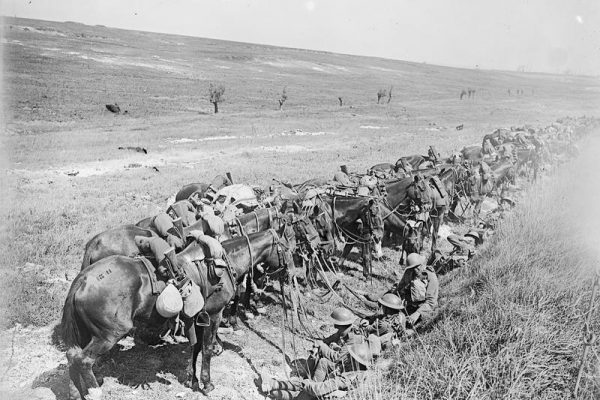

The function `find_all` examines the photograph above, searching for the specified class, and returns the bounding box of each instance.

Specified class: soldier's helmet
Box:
[406,253,424,269]
[464,231,481,243]
[378,293,404,310]
[348,342,373,367]
[330,308,356,326]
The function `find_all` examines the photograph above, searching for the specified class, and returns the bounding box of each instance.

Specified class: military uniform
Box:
[264,342,373,400]
[391,265,439,324]
[362,313,405,337]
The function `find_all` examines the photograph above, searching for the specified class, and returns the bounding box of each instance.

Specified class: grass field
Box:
[1,16,599,400]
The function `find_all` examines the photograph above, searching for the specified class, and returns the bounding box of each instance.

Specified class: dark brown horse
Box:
[308,194,384,278]
[61,226,296,399]
[175,182,210,202]
[384,166,467,251]
[80,225,156,269]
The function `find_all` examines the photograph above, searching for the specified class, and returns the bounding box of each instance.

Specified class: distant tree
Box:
[387,86,393,104]
[460,89,467,100]
[278,87,288,110]
[208,83,225,113]
[377,88,387,104]
[508,89,511,96]
[338,96,343,106]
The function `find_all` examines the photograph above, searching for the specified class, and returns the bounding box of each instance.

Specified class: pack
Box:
[429,175,448,199]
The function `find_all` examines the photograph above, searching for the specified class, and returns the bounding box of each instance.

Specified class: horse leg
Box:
[66,348,85,400]
[361,242,372,278]
[431,209,445,251]
[200,313,222,393]
[68,336,118,400]
[187,322,203,391]
[338,243,354,267]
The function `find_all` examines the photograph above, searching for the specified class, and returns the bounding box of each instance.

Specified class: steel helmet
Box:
[330,308,356,326]
[464,231,481,242]
[378,293,404,310]
[348,342,373,367]
[406,253,424,269]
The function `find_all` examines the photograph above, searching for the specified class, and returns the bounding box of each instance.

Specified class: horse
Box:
[395,154,430,172]
[378,201,425,261]
[175,182,210,202]
[61,226,296,399]
[369,162,400,177]
[80,225,156,269]
[303,194,384,278]
[461,145,483,164]
[384,166,467,251]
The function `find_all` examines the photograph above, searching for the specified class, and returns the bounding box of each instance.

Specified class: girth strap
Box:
[136,256,165,295]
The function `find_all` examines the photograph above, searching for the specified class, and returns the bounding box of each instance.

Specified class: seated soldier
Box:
[260,342,376,400]
[447,230,482,258]
[320,308,363,349]
[359,293,406,345]
[389,253,439,333]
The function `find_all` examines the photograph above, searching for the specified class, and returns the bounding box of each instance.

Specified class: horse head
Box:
[264,224,297,274]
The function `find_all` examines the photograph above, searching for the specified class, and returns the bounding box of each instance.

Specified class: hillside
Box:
[2,17,599,171]
[0,16,599,400]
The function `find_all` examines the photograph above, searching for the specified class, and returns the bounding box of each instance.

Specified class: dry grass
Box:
[356,135,600,399]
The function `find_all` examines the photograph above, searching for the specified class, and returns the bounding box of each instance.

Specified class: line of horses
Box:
[60,116,598,399]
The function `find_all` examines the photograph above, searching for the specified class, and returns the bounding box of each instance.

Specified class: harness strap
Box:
[136,256,165,295]
[253,211,260,231]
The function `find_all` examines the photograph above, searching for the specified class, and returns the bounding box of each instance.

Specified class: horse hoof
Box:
[191,381,201,392]
[202,383,215,394]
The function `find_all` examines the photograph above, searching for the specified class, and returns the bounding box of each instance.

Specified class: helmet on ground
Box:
[378,293,404,310]
[348,342,373,367]
[330,308,356,326]
[464,231,481,242]
[406,253,424,269]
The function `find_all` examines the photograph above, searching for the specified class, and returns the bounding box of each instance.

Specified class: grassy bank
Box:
[378,136,600,398]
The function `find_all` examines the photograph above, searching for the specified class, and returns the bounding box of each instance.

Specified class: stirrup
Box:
[195,310,210,327]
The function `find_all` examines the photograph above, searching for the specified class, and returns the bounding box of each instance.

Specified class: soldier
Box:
[359,293,406,346]
[320,308,363,349]
[260,342,375,400]
[389,253,439,332]
[447,230,482,258]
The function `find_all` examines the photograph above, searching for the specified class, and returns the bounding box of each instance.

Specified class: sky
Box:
[2,0,599,75]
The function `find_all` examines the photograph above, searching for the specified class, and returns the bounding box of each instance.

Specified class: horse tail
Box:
[61,275,86,349]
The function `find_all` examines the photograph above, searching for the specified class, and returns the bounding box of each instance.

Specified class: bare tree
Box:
[278,87,288,110]
[460,89,467,100]
[338,96,343,106]
[208,83,225,113]
[387,86,393,104]
[377,88,387,104]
